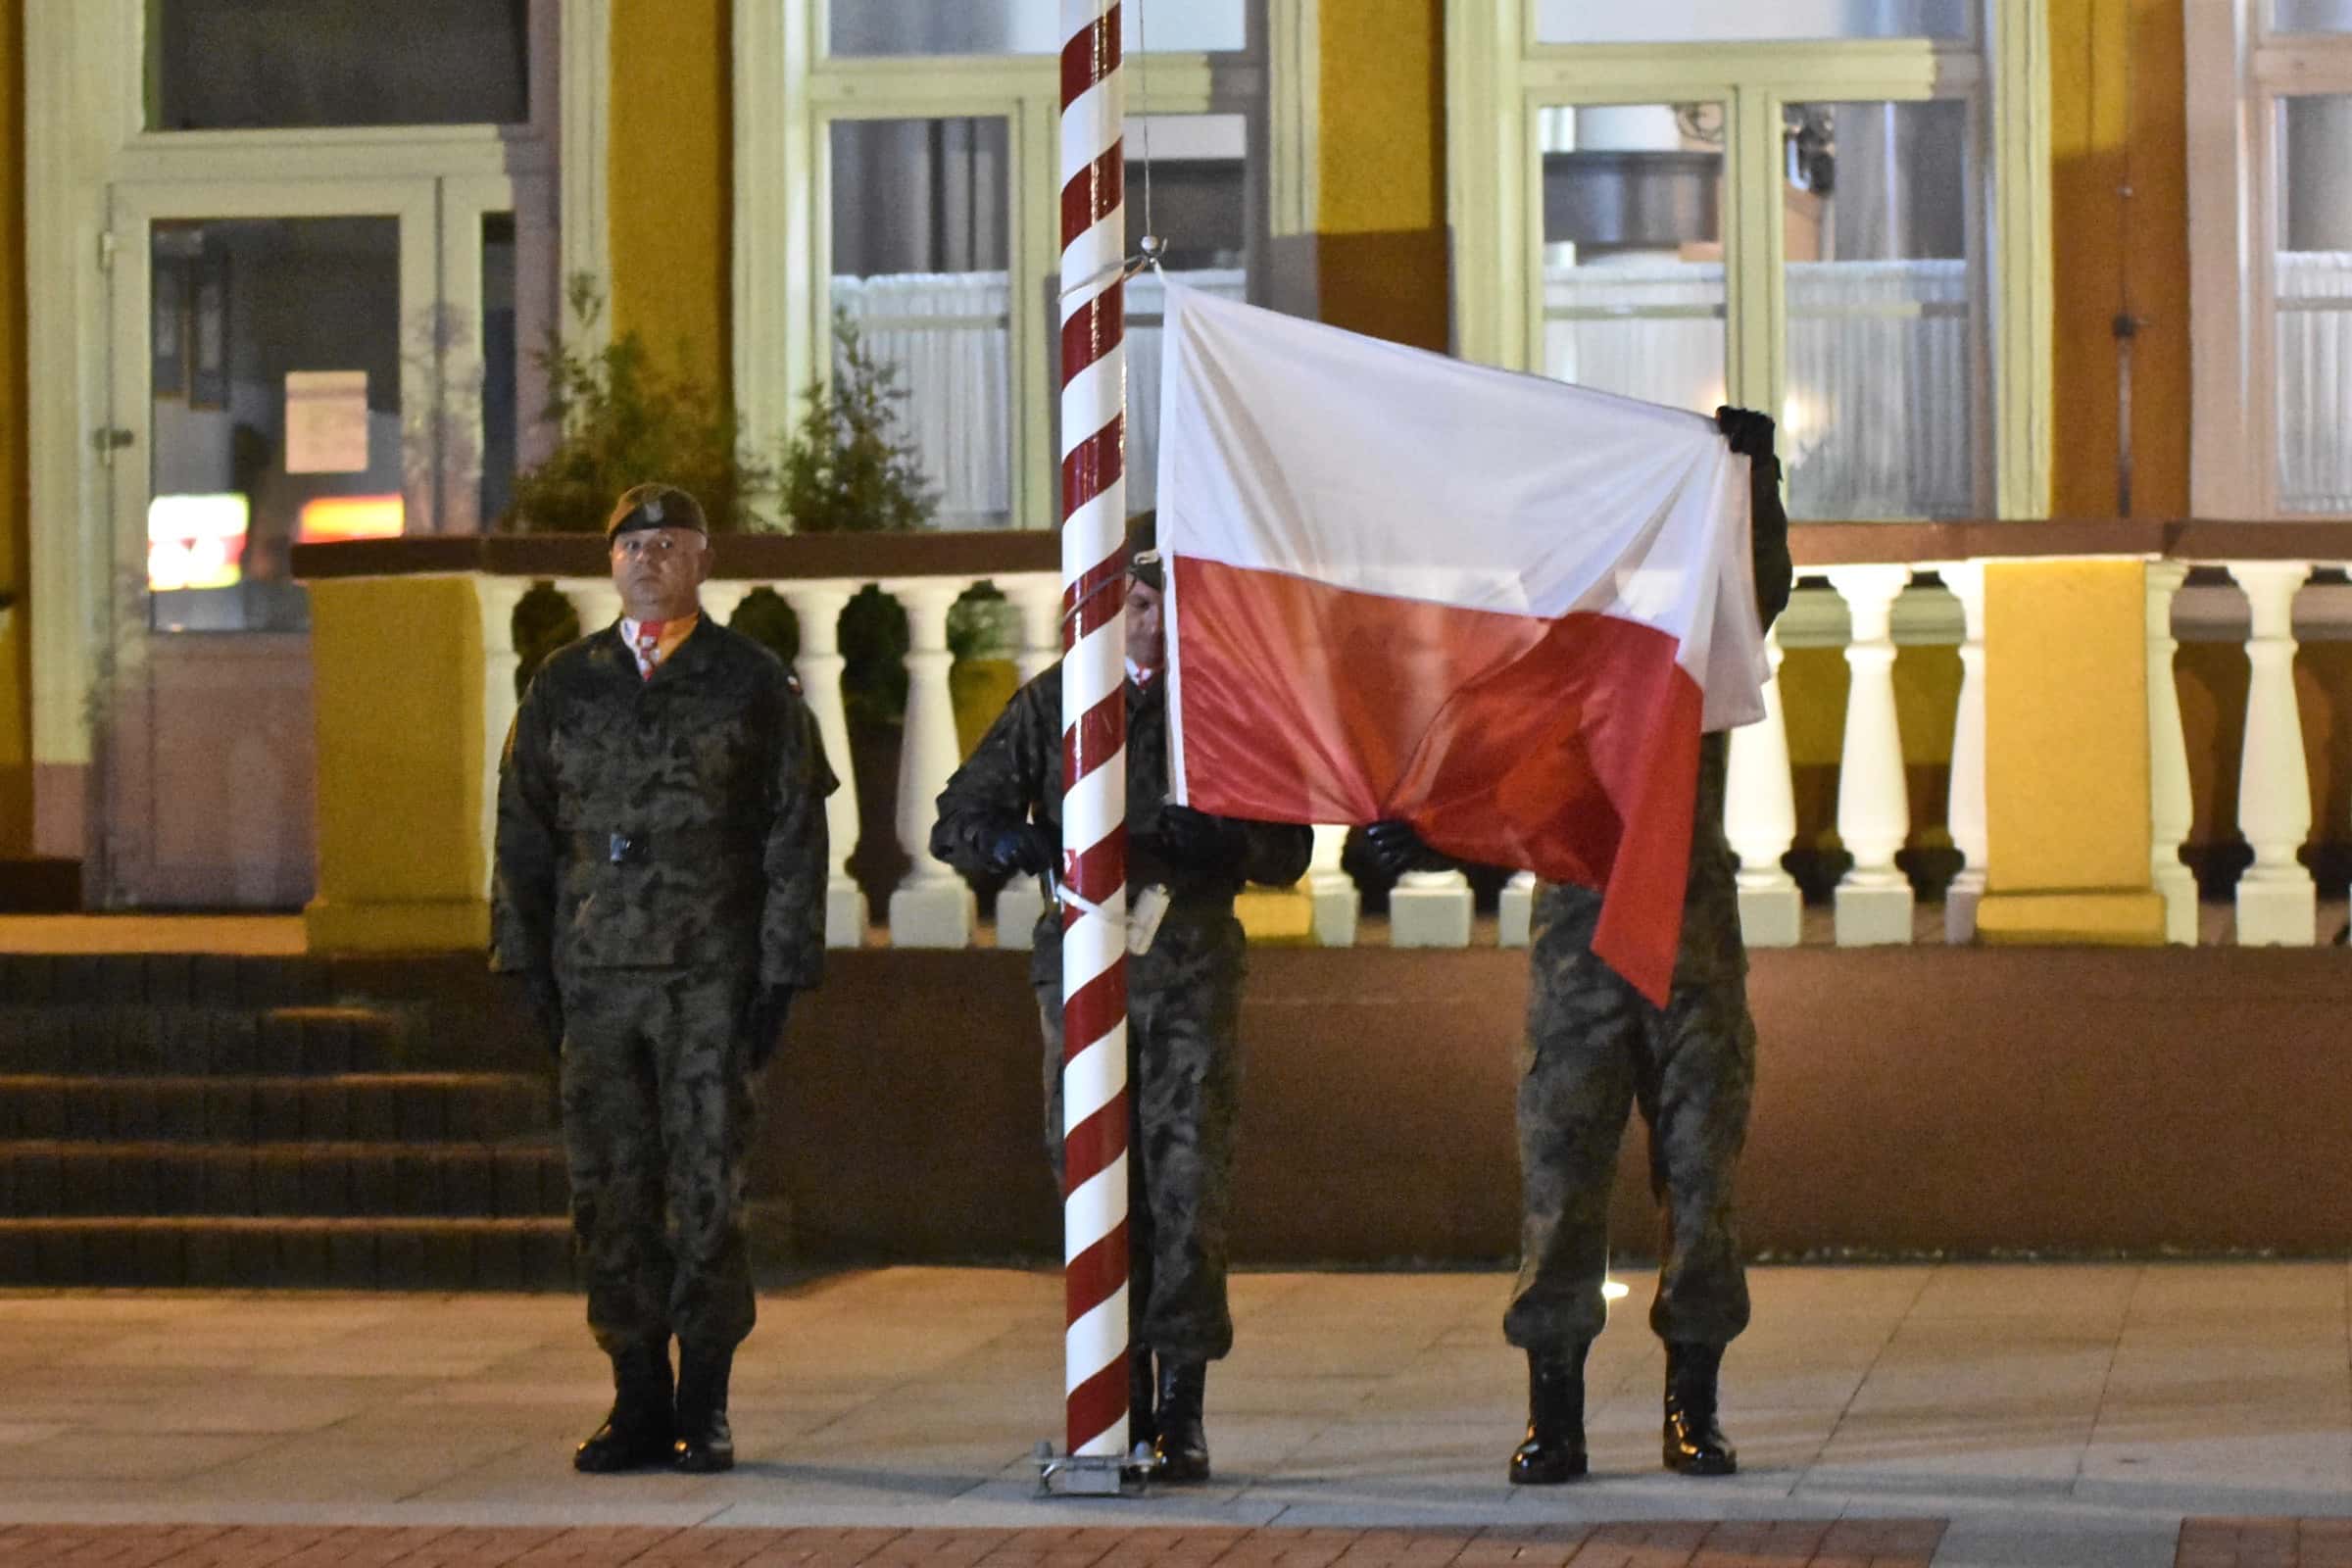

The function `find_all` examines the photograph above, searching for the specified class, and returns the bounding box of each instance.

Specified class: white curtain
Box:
[831,271,1014,529]
[2278,251,2352,514]
[827,267,1247,528]
[1544,256,1975,519]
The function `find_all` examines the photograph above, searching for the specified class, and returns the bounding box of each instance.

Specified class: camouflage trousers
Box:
[1034,911,1247,1363]
[1504,888,1756,1354]
[558,966,760,1356]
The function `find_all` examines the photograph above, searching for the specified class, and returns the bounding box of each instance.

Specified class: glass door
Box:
[99,176,521,908]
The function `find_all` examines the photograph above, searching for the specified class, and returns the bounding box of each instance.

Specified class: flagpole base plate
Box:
[1034,1441,1155,1496]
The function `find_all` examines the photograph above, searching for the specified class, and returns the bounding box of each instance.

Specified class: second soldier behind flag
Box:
[929,513,1311,1483]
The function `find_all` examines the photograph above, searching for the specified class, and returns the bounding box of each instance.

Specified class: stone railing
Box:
[292,521,2352,956]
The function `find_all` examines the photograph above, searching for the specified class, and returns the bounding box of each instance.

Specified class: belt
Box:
[568,827,739,866]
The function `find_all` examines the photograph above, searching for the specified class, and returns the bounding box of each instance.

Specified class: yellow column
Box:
[1316,0,1448,351]
[2046,0,2189,518]
[303,578,492,952]
[0,0,31,858]
[608,0,732,391]
[1977,558,2166,944]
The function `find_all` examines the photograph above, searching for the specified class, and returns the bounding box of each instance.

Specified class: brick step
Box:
[0,1216,576,1290]
[0,1004,401,1077]
[0,954,337,1007]
[0,1140,567,1220]
[0,1073,553,1144]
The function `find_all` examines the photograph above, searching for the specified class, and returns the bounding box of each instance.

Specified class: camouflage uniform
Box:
[492,617,834,1356]
[1503,461,1794,1357]
[931,669,1310,1362]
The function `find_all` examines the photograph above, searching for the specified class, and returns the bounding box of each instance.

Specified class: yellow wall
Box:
[0,0,29,857]
[2047,0,2190,519]
[609,0,734,395]
[1315,0,1449,352]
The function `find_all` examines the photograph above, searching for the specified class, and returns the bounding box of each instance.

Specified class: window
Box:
[2187,2,2352,516]
[1448,1,2042,519]
[742,0,1307,531]
[150,0,533,130]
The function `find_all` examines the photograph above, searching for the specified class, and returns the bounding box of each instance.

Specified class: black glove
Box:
[983,818,1057,879]
[1715,405,1777,463]
[1151,804,1248,872]
[512,968,564,1057]
[744,985,794,1072]
[1360,819,1434,879]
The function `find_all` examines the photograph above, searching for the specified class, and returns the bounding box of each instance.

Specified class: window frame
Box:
[1446,0,2050,520]
[2186,0,2352,518]
[735,0,1315,531]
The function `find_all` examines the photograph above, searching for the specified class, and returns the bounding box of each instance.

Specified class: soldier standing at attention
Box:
[1363,407,1792,1485]
[929,514,1311,1484]
[492,483,835,1476]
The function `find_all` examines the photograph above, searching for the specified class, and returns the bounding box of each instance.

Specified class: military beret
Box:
[606,483,710,541]
[1124,511,1162,591]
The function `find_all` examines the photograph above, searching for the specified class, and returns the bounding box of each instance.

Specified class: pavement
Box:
[0,1263,2349,1565]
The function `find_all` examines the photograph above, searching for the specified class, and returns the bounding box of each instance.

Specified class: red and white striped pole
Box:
[1056,0,1132,1468]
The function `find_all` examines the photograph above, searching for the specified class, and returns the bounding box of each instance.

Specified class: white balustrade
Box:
[1939,563,1987,944]
[2145,562,2197,944]
[471,576,530,898]
[2227,560,2318,946]
[991,572,1063,951]
[1825,565,1916,946]
[779,580,868,948]
[883,577,977,947]
[1390,867,1474,948]
[1305,825,1359,947]
[1725,624,1801,948]
[698,580,753,628]
[1497,868,1537,949]
[557,577,623,636]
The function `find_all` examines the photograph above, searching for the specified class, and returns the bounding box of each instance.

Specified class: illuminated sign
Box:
[147,493,248,592]
[297,494,405,543]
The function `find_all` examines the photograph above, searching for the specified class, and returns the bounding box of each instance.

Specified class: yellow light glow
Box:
[299,494,406,544]
[147,493,249,592]
[1602,1280,1631,1301]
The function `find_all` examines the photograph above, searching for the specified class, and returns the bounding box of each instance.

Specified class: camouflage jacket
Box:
[490,616,837,989]
[929,666,1313,951]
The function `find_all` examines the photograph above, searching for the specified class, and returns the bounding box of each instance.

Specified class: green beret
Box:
[605,483,709,541]
[1125,511,1161,591]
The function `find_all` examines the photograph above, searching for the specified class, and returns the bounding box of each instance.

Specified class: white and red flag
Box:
[1156,284,1769,1006]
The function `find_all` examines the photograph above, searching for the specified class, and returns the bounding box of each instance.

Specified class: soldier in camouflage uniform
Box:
[492,483,835,1477]
[1364,408,1791,1485]
[929,514,1311,1484]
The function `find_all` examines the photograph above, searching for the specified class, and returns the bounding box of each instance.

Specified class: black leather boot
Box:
[1507,1346,1589,1484]
[574,1340,676,1474]
[673,1343,736,1473]
[1151,1359,1210,1483]
[1127,1347,1158,1458]
[1663,1341,1737,1476]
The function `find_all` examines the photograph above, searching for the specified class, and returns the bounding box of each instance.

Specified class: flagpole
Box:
[1044,0,1133,1494]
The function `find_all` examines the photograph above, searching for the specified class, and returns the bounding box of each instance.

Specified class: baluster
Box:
[884,579,978,946]
[1497,869,1538,949]
[992,571,1064,952]
[1390,866,1473,948]
[1826,564,1916,946]
[556,577,622,636]
[471,575,530,898]
[2145,562,2197,944]
[1939,563,1987,944]
[2228,560,2317,946]
[1311,825,1362,948]
[1725,623,1800,948]
[780,579,867,948]
[699,579,752,628]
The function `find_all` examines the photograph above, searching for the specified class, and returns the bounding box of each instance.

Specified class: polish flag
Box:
[1156,284,1767,1005]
